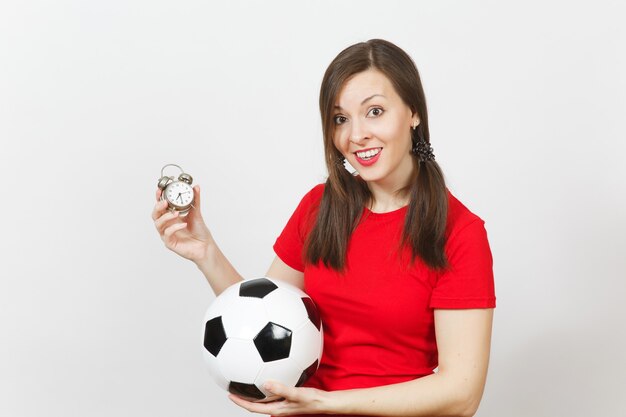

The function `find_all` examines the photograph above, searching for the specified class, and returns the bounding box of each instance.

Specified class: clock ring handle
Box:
[160,163,184,178]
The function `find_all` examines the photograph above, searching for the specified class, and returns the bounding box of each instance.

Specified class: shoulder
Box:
[299,183,326,208]
[434,190,496,308]
[287,183,326,228]
[445,190,485,240]
[309,183,326,199]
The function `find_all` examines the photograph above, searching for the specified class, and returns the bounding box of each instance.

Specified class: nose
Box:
[349,119,370,145]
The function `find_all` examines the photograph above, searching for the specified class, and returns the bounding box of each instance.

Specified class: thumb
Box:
[263,381,294,398]
[191,185,202,215]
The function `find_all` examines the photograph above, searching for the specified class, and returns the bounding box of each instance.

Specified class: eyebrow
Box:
[333,94,386,110]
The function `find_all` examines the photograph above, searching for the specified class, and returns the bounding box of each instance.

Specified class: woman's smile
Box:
[354,147,383,166]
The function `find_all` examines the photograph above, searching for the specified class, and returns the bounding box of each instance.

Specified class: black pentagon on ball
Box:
[301,297,322,331]
[228,381,266,401]
[204,316,227,357]
[253,322,292,362]
[239,278,278,299]
[296,359,319,387]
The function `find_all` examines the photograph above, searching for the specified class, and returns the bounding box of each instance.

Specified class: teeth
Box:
[356,148,381,159]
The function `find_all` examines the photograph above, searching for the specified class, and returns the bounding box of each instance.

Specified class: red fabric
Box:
[272,183,495,416]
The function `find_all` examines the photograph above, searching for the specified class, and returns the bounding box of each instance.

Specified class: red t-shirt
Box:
[272,183,495,416]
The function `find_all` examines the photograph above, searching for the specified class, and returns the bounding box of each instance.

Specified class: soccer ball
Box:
[202,277,323,402]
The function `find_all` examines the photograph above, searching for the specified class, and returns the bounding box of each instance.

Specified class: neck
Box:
[366,157,418,213]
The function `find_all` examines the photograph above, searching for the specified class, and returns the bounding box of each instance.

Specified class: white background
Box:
[1,1,624,416]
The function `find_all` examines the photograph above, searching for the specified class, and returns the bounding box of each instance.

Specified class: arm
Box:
[197,179,309,294]
[229,308,494,417]
[153,185,244,296]
[155,184,305,295]
[265,255,305,290]
[197,251,303,296]
[328,308,494,417]
[194,243,244,296]
[195,245,304,296]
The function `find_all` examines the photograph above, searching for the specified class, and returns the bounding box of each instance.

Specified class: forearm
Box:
[195,242,244,296]
[325,372,479,417]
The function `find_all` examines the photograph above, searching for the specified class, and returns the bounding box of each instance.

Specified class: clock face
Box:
[165,181,194,208]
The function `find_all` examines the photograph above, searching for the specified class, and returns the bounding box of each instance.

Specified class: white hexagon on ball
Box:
[255,358,302,400]
[222,298,267,340]
[290,320,323,370]
[202,347,229,391]
[217,338,265,383]
[263,287,310,332]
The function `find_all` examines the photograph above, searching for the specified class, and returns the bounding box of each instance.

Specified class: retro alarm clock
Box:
[157,164,195,216]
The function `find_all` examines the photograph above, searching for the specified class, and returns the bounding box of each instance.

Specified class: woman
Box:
[152,39,495,417]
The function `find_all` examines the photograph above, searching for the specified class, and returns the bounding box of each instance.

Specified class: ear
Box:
[410,107,421,126]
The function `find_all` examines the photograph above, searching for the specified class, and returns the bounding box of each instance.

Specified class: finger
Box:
[228,394,279,414]
[163,222,187,241]
[185,185,202,221]
[264,381,296,400]
[151,198,168,221]
[155,188,161,202]
[154,210,179,232]
[192,185,201,211]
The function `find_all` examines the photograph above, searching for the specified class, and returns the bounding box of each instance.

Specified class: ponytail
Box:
[306,153,370,271]
[401,159,449,270]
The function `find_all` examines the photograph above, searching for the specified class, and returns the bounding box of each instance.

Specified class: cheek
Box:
[332,130,349,150]
[384,122,412,149]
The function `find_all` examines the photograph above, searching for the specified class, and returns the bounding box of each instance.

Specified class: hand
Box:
[151,185,214,264]
[228,381,330,416]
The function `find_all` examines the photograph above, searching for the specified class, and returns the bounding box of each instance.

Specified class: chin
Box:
[355,171,383,183]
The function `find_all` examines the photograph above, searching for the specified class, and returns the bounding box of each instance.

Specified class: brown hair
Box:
[305,39,449,271]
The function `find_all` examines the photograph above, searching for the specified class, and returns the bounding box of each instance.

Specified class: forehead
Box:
[335,69,397,106]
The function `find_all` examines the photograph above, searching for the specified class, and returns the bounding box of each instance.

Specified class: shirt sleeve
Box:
[429,218,496,309]
[273,186,321,272]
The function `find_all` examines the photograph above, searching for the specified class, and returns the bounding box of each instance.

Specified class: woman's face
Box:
[332,68,419,189]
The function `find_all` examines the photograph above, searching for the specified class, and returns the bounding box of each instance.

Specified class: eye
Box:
[368,107,384,117]
[333,115,347,125]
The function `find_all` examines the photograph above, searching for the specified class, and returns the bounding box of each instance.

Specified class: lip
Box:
[354,147,382,167]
